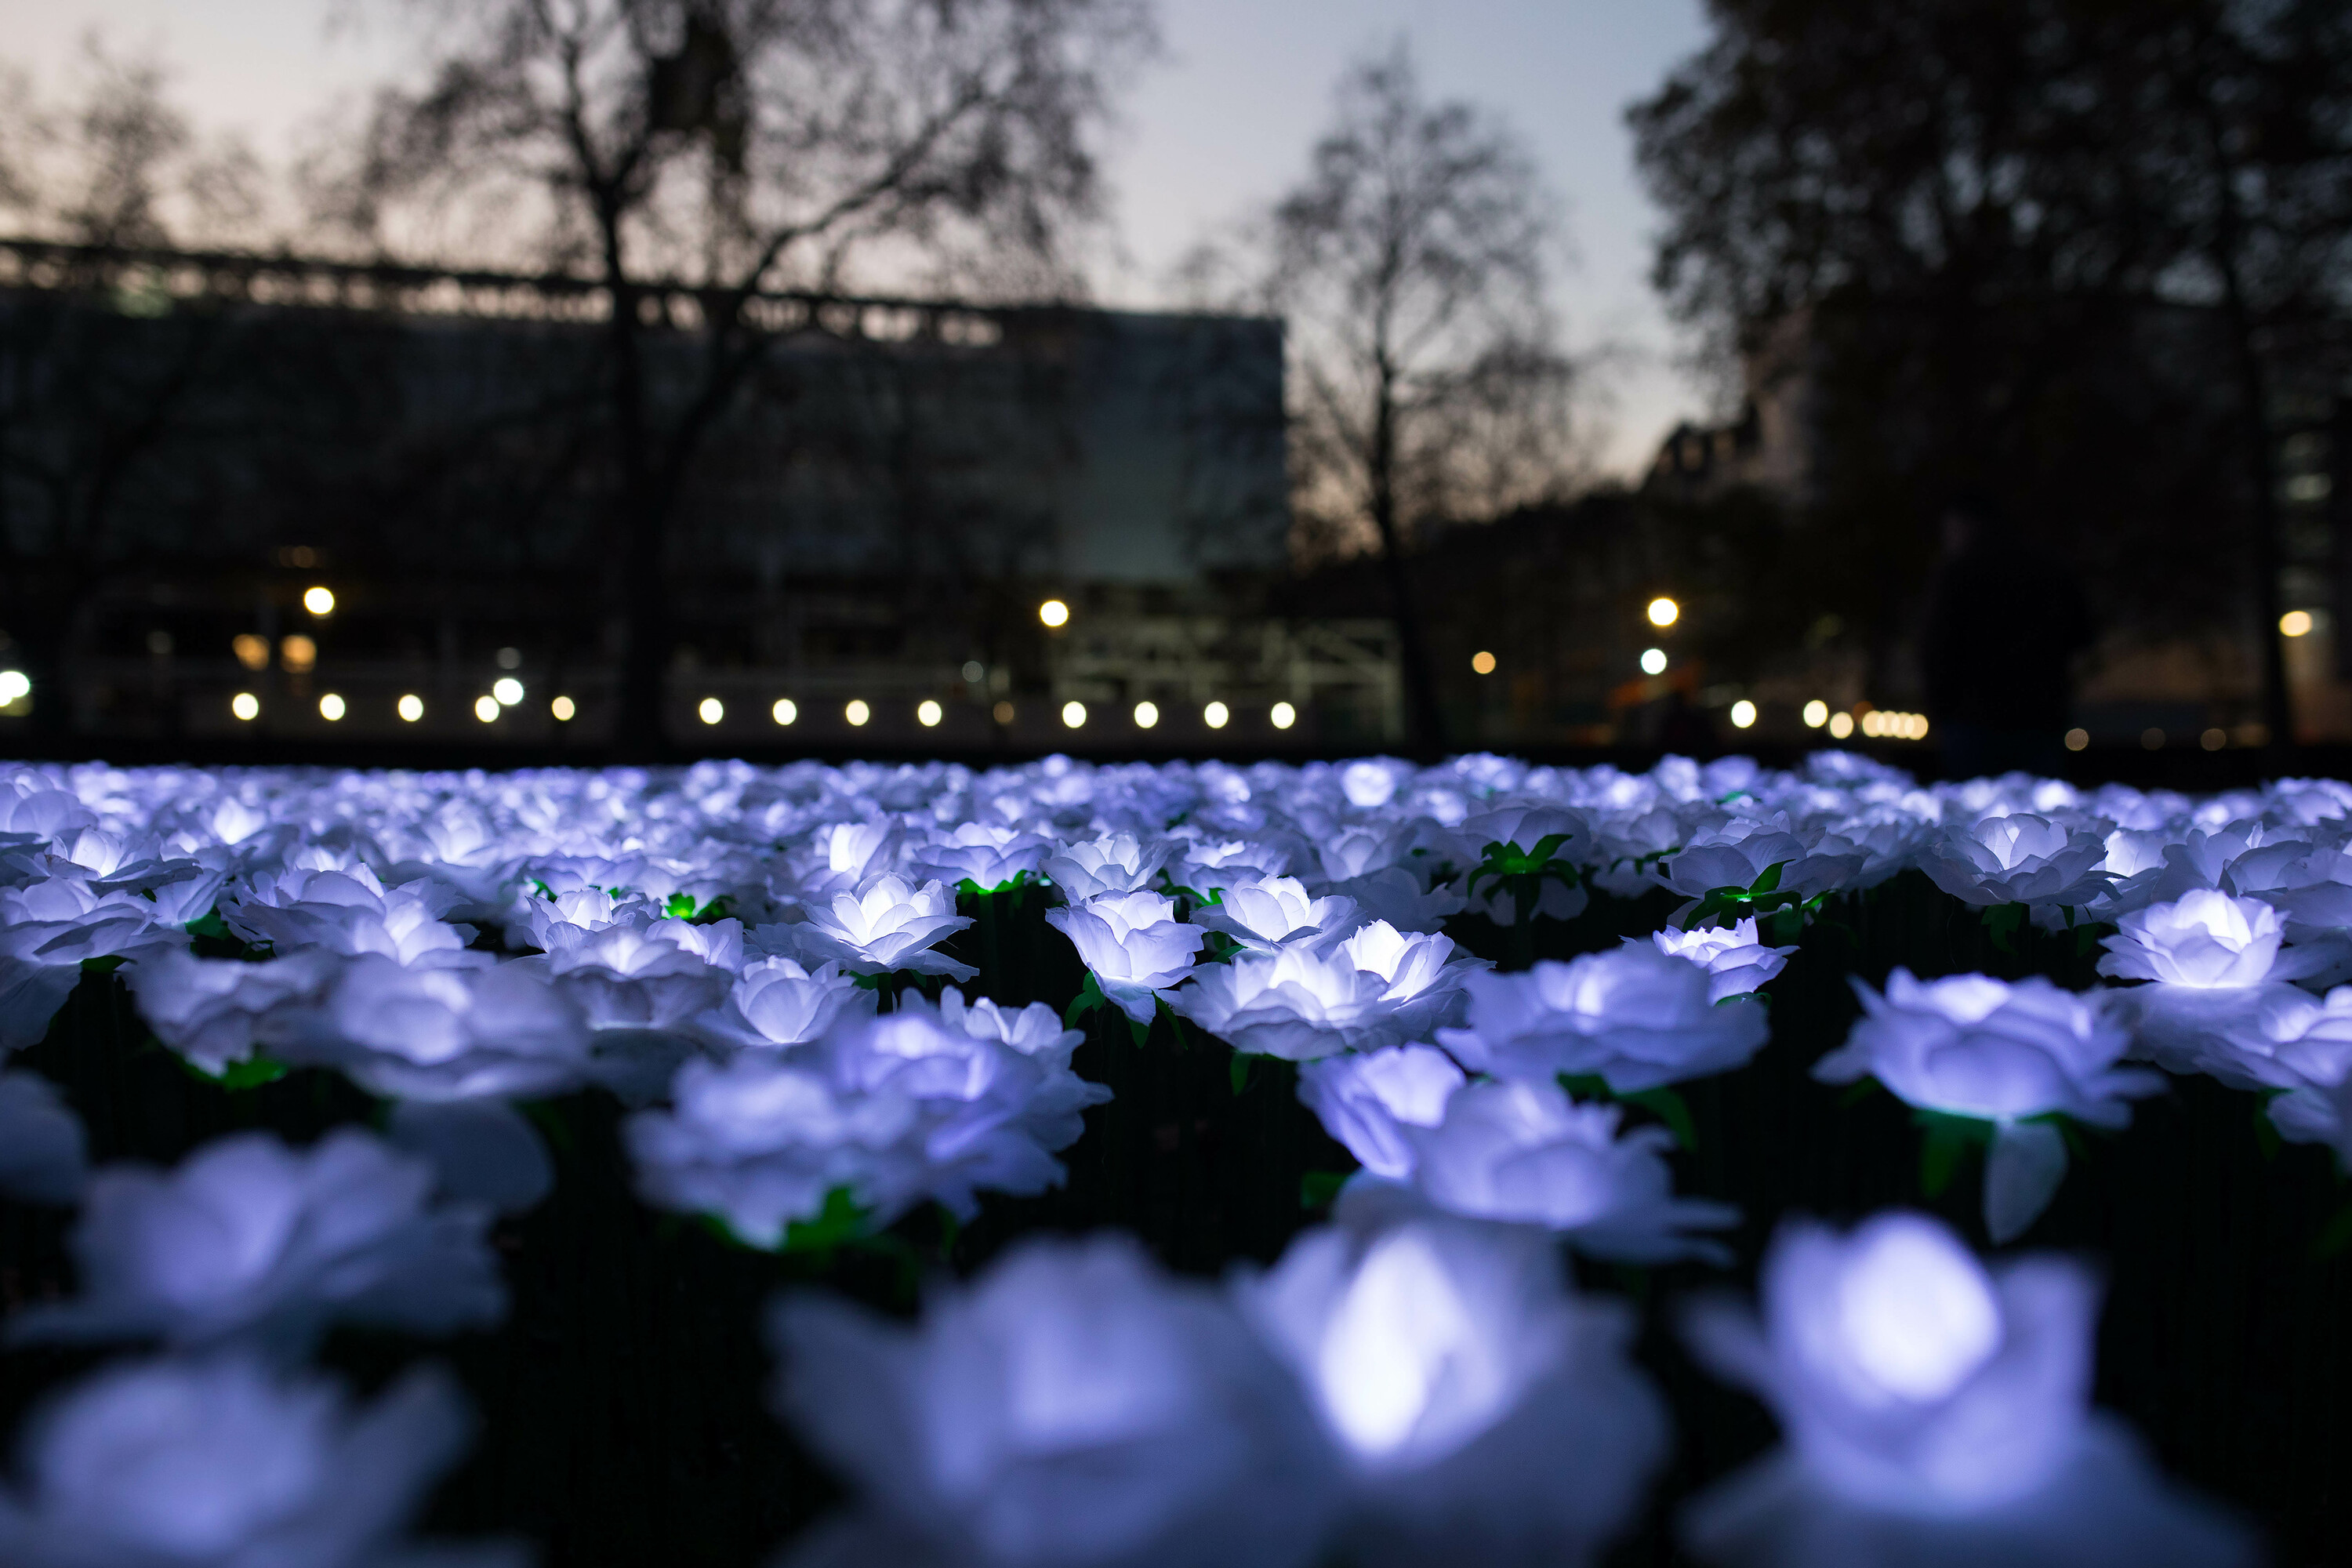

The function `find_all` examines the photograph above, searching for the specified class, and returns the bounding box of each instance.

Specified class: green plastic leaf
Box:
[1229,1052,1257,1095]
[217,1056,290,1091]
[780,1186,871,1254]
[664,891,699,920]
[78,954,125,975]
[1299,1170,1351,1210]
[1063,972,1107,1028]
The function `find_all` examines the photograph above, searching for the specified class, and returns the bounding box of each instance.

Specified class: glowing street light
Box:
[1646,596,1679,628]
[1061,700,1087,728]
[2281,609,2315,637]
[1802,699,1829,728]
[474,695,500,723]
[1828,710,1855,739]
[1640,648,1668,676]
[845,699,870,726]
[397,695,425,722]
[1730,699,1757,729]
[1471,651,1497,675]
[492,677,524,706]
[698,697,724,725]
[771,698,797,725]
[303,586,335,617]
[231,692,260,721]
[1271,701,1297,729]
[551,696,577,721]
[917,699,944,727]
[0,670,28,706]
[1203,700,1230,729]
[318,693,345,721]
[1133,700,1160,728]
[1039,599,1070,628]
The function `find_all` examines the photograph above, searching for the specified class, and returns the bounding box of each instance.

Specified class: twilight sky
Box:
[6,0,1715,474]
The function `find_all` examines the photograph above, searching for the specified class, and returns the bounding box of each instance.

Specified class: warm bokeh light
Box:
[492,677,524,706]
[845,699,871,726]
[1062,700,1087,728]
[2281,609,2315,637]
[1730,699,1757,729]
[231,692,260,720]
[1203,700,1229,728]
[2201,728,2227,751]
[233,633,270,671]
[1271,701,1297,730]
[961,660,985,684]
[993,700,1015,724]
[397,694,424,722]
[1470,650,1497,675]
[1639,648,1668,676]
[2142,727,2165,750]
[2066,727,2090,751]
[1802,699,1829,728]
[474,695,499,722]
[1133,701,1159,728]
[303,586,335,616]
[917,699,943,727]
[699,697,724,725]
[771,698,796,725]
[551,695,577,721]
[318,693,345,721]
[0,670,28,706]
[1038,599,1070,628]
[1646,596,1679,628]
[1860,710,1929,740]
[1827,710,1854,739]
[279,635,316,673]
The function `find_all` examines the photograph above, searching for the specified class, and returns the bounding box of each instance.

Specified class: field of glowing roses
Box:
[1,752,2349,1566]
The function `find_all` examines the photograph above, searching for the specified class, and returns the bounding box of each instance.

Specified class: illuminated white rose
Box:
[10,1129,503,1353]
[786,874,975,980]
[692,954,876,1054]
[1297,1046,1466,1180]
[1236,1196,1664,1567]
[1040,831,1174,902]
[1401,1080,1736,1263]
[263,955,593,1102]
[1192,876,1364,953]
[1045,891,1206,1024]
[2097,890,2332,988]
[773,1234,1339,1568]
[1917,815,2111,910]
[1815,970,2157,1240]
[1642,916,1797,1001]
[0,1356,510,1568]
[126,949,343,1078]
[909,823,1049,891]
[1682,1213,2252,1567]
[1438,945,1770,1092]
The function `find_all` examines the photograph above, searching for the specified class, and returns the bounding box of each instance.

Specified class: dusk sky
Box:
[8,0,1715,474]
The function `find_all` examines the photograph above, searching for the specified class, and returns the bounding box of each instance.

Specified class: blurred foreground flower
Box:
[1236,1192,1665,1567]
[773,1234,1338,1568]
[0,1072,85,1206]
[11,1129,504,1353]
[0,1356,521,1568]
[1680,1213,2252,1567]
[1814,971,2157,1242]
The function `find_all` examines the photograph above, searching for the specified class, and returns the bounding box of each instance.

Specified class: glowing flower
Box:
[1682,1213,2252,1567]
[1237,1196,1665,1566]
[0,1073,86,1206]
[125,949,343,1080]
[11,1130,503,1352]
[1438,945,1770,1092]
[263,954,593,1102]
[691,954,876,1054]
[1400,1080,1737,1263]
[1815,971,2158,1241]
[1642,916,1798,1002]
[2097,889,2332,988]
[628,1001,1108,1242]
[0,880,176,1052]
[783,873,975,980]
[1192,875,1363,953]
[773,1234,1338,1568]
[910,822,1050,891]
[1918,815,2111,910]
[1045,891,1206,1025]
[0,1356,508,1568]
[1040,832,1174,902]
[1297,1046,1466,1180]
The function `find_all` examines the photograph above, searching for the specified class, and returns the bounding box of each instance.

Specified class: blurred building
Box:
[0,238,1399,751]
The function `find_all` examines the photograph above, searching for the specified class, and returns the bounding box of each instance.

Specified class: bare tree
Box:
[1245,42,1584,755]
[333,0,1155,751]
